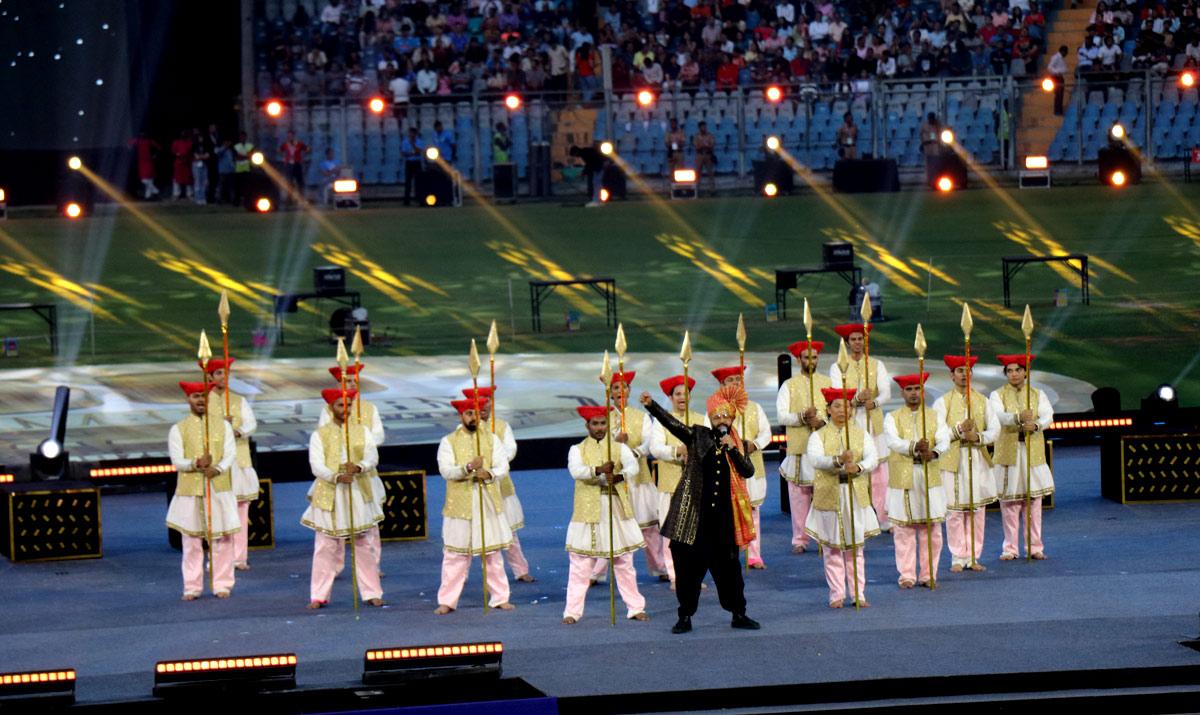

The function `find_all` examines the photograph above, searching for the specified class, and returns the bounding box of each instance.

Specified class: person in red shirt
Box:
[129,133,160,199]
[170,129,194,200]
[716,54,740,90]
[280,131,311,199]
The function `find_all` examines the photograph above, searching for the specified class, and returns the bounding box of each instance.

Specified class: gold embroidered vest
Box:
[485,416,517,498]
[840,356,884,434]
[175,415,233,497]
[209,392,252,468]
[611,406,650,485]
[886,407,942,490]
[740,401,766,480]
[656,409,706,495]
[444,426,505,520]
[993,384,1046,467]
[571,437,634,523]
[939,389,992,469]
[785,372,832,456]
[309,421,374,510]
[812,423,870,511]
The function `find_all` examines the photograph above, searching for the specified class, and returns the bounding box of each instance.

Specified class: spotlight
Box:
[1025,156,1049,170]
[1020,156,1051,189]
[670,168,698,199]
[0,187,7,220]
[672,168,697,183]
[153,654,297,697]
[599,187,610,203]
[763,182,778,198]
[0,668,76,707]
[255,197,272,212]
[64,202,83,218]
[367,96,386,114]
[765,135,781,152]
[636,89,655,108]
[363,643,503,686]
[1110,123,1126,141]
[1181,70,1197,89]
[504,93,522,111]
[599,141,614,156]
[939,129,955,145]
[67,156,82,171]
[425,146,440,161]
[250,151,265,166]
[31,386,70,480]
[1041,77,1055,93]
[1109,170,1127,187]
[263,99,284,118]
[765,85,783,103]
[425,194,438,206]
[1139,382,1179,427]
[1157,384,1176,402]
[936,175,955,192]
[38,439,62,460]
[333,178,358,194]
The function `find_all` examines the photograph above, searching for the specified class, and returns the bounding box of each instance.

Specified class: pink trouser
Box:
[822,546,866,604]
[505,532,530,579]
[893,524,943,583]
[870,462,889,526]
[946,509,987,565]
[746,506,764,565]
[565,552,646,620]
[310,528,383,603]
[438,549,510,609]
[661,536,676,582]
[641,526,668,575]
[787,483,813,548]
[1001,497,1044,557]
[182,534,234,596]
[234,500,251,566]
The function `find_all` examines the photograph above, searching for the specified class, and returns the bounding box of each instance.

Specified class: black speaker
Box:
[420,163,457,206]
[493,162,516,200]
[314,266,345,295]
[927,153,967,190]
[601,163,627,199]
[832,158,900,193]
[823,241,854,269]
[753,158,794,194]
[530,142,552,197]
[1098,145,1141,184]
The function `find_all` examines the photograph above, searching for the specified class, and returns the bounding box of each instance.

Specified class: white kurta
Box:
[883,408,951,525]
[495,421,525,530]
[804,428,881,547]
[649,406,710,524]
[319,399,387,510]
[988,386,1055,499]
[166,421,241,537]
[776,376,823,486]
[436,432,514,555]
[743,401,773,504]
[619,409,658,527]
[565,441,646,556]
[300,428,385,536]
[934,390,1001,509]
[225,393,261,501]
[830,357,892,451]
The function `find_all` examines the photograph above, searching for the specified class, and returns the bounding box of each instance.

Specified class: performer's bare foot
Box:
[950,564,964,573]
[855,599,871,608]
[493,602,516,611]
[433,605,454,615]
[1031,552,1047,560]
[658,573,671,582]
[367,598,385,607]
[181,593,200,601]
[215,591,231,599]
[999,552,1017,561]
[898,579,916,589]
[828,599,844,609]
[918,580,931,588]
[748,561,766,570]
[669,580,676,592]
[630,612,649,621]
[516,573,536,583]
[588,579,598,587]
[967,562,987,572]
[792,545,807,554]
[562,616,577,624]
[307,600,325,610]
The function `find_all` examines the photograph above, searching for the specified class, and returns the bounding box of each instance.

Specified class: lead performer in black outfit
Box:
[640,385,762,634]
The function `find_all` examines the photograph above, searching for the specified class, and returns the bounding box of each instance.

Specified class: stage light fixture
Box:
[1157,384,1176,402]
[30,385,70,480]
[939,129,955,145]
[333,178,359,194]
[90,463,174,479]
[0,474,13,483]
[332,177,361,209]
[250,151,265,166]
[363,643,503,685]
[766,135,781,151]
[1181,70,1197,88]
[0,187,7,220]
[599,187,611,203]
[504,93,522,110]
[67,156,82,171]
[64,202,82,219]
[153,654,296,697]
[1139,383,1179,427]
[367,96,386,114]
[1110,123,1126,141]
[670,168,698,199]
[0,668,76,706]
[1020,156,1051,189]
[255,197,272,213]
[763,182,778,197]
[636,89,655,107]
[1025,156,1049,170]
[425,194,438,206]
[1041,77,1055,92]
[1109,169,1127,187]
[1047,417,1133,431]
[38,439,61,460]
[936,175,954,192]
[425,146,440,161]
[599,141,614,156]
[765,85,783,103]
[264,99,284,118]
[673,168,697,183]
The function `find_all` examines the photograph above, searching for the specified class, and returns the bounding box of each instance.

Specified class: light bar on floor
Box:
[0,473,14,483]
[90,463,174,479]
[1047,417,1133,431]
[153,654,296,696]
[0,669,76,706]
[363,642,503,685]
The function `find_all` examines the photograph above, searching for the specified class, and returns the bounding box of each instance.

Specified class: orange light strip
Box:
[365,643,503,661]
[90,463,175,478]
[1047,418,1133,430]
[0,473,14,483]
[0,670,76,685]
[770,434,787,443]
[155,654,296,674]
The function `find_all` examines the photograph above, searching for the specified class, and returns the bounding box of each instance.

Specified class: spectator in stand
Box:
[401,127,424,206]
[389,65,411,121]
[1047,45,1068,115]
[130,132,160,200]
[171,129,194,201]
[191,129,210,206]
[433,120,456,163]
[216,139,235,205]
[920,113,943,184]
[1012,28,1039,75]
[666,118,687,169]
[415,61,439,97]
[319,148,341,205]
[204,124,221,203]
[1097,33,1122,77]
[280,130,310,199]
[320,0,343,27]
[692,120,717,194]
[576,43,600,102]
[492,122,512,164]
[642,57,665,87]
[836,112,859,159]
[233,132,254,206]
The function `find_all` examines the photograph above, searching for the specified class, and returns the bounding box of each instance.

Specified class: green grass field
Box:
[1,183,1198,409]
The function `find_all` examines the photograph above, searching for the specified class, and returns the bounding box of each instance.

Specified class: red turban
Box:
[322,388,358,405]
[787,340,824,357]
[821,386,853,404]
[943,355,979,370]
[451,397,488,414]
[576,405,608,421]
[462,386,496,400]
[179,381,213,396]
[659,375,696,396]
[833,323,872,340]
[611,371,636,385]
[892,373,930,389]
[707,384,748,418]
[204,358,234,374]
[997,354,1035,368]
[328,364,365,382]
[710,365,745,383]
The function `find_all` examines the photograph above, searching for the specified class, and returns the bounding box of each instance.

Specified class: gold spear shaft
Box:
[615,323,628,434]
[680,331,692,418]
[1022,305,1034,563]
[218,291,231,416]
[336,338,359,616]
[961,303,977,570]
[803,299,815,484]
[198,331,215,595]
[352,326,364,424]
[915,324,934,590]
[602,351,615,625]
[469,340,489,610]
[736,314,748,574]
[837,340,860,611]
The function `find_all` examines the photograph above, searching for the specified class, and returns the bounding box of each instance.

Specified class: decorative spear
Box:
[680,331,692,417]
[351,326,364,424]
[487,320,500,435]
[197,330,215,595]
[601,350,616,626]
[915,324,935,590]
[803,298,815,411]
[217,291,231,416]
[1022,305,1035,563]
[859,293,874,437]
[735,313,749,574]
[615,324,628,433]
[468,339,489,610]
[836,339,861,611]
[962,302,978,569]
[336,337,360,616]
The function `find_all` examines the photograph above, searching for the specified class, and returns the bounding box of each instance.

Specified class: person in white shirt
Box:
[321,0,344,25]
[1047,45,1069,115]
[711,365,772,569]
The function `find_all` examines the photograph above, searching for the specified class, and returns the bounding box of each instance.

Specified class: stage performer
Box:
[463,386,535,583]
[775,340,831,553]
[829,322,892,530]
[321,365,386,513]
[640,386,761,634]
[302,389,385,609]
[806,387,880,608]
[988,355,1054,560]
[883,373,950,588]
[434,398,516,614]
[166,381,240,600]
[563,406,650,624]
[711,365,772,569]
[648,375,710,590]
[934,355,999,572]
[207,358,259,571]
